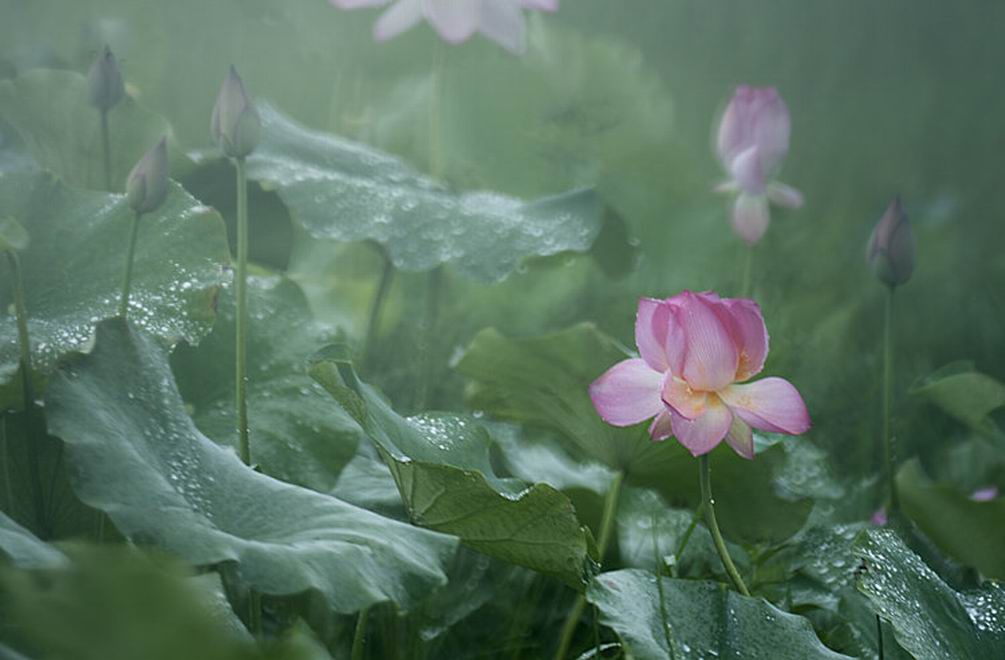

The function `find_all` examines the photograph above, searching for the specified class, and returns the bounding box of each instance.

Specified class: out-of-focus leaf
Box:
[0,171,229,410]
[0,216,27,252]
[238,103,608,283]
[0,511,66,569]
[172,274,361,493]
[615,487,749,580]
[455,323,812,543]
[911,361,1005,435]
[897,459,1005,578]
[587,569,851,660]
[0,69,191,191]
[44,319,457,614]
[854,528,1005,660]
[310,348,598,589]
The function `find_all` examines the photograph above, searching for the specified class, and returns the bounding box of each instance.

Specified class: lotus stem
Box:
[100,109,112,191]
[235,157,250,466]
[882,287,899,512]
[553,471,624,660]
[362,251,394,367]
[118,211,142,317]
[5,250,46,537]
[699,454,749,596]
[351,607,370,660]
[671,503,703,576]
[740,246,754,298]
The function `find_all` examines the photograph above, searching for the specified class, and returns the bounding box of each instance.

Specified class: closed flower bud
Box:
[87,45,125,112]
[866,196,916,287]
[126,137,169,214]
[211,66,260,159]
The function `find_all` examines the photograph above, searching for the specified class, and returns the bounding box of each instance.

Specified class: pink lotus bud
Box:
[86,45,125,112]
[125,137,169,214]
[971,486,999,502]
[866,197,916,288]
[211,66,261,159]
[716,86,791,195]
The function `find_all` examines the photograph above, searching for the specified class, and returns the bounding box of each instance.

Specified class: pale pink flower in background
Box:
[330,0,558,54]
[970,486,999,502]
[714,86,803,246]
[870,508,888,526]
[589,291,810,459]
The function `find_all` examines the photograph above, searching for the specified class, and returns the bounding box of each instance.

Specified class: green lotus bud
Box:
[211,65,260,159]
[87,45,125,112]
[0,216,28,252]
[866,196,916,288]
[125,137,169,214]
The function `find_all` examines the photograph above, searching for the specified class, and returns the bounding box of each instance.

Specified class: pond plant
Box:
[0,2,1003,660]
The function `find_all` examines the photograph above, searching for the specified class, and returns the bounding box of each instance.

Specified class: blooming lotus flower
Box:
[715,86,803,246]
[329,0,558,55]
[589,291,810,459]
[866,196,915,288]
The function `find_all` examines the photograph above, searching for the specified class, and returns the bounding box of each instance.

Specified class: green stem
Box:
[740,246,754,298]
[876,614,885,660]
[1,417,13,514]
[553,471,624,660]
[118,211,141,317]
[5,251,46,536]
[235,157,251,466]
[415,266,443,410]
[699,454,749,596]
[351,607,369,660]
[671,503,704,576]
[882,287,899,512]
[428,44,445,179]
[249,590,262,636]
[362,252,394,367]
[100,109,112,191]
[652,513,673,656]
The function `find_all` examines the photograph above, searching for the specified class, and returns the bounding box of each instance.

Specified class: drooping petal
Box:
[731,194,770,246]
[478,0,527,53]
[648,409,673,441]
[519,0,558,10]
[767,181,804,209]
[373,0,424,40]
[670,398,733,457]
[589,358,663,426]
[729,146,766,196]
[719,377,811,435]
[675,292,739,392]
[636,297,670,372]
[724,414,754,460]
[720,298,768,381]
[423,0,480,43]
[661,375,708,419]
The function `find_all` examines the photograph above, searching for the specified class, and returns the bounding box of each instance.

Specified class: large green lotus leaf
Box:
[897,459,1005,578]
[171,274,362,493]
[854,528,1005,660]
[43,319,457,613]
[309,348,598,590]
[454,323,812,543]
[0,69,191,191]
[587,569,850,660]
[0,171,229,410]
[238,103,607,283]
[911,361,1005,437]
[0,511,67,569]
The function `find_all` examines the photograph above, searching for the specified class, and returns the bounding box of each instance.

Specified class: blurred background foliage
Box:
[1,0,1005,657]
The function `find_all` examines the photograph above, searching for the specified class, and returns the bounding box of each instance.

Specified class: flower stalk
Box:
[235,156,250,465]
[699,454,749,596]
[882,287,899,512]
[118,212,141,316]
[553,471,624,660]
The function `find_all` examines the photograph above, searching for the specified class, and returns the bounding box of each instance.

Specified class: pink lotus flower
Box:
[715,86,803,246]
[330,0,558,55]
[971,486,999,502]
[589,291,810,459]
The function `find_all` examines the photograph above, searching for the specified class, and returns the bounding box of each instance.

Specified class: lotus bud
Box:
[866,196,915,288]
[211,66,260,159]
[126,137,169,214]
[87,45,125,112]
